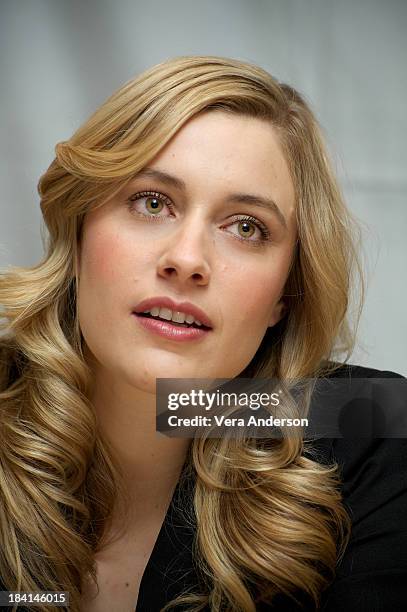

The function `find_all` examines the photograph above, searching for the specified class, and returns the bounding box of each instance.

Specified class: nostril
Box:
[164,267,178,276]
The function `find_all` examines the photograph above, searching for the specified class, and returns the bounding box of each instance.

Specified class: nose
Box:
[156,217,211,287]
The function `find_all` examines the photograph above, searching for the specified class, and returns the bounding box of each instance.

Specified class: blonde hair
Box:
[0,56,363,611]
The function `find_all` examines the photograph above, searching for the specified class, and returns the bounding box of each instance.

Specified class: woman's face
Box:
[77,111,297,392]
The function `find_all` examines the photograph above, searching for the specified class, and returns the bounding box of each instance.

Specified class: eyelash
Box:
[127,190,272,246]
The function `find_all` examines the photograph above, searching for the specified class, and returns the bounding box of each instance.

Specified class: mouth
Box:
[134,311,212,330]
[132,310,212,342]
[132,296,214,331]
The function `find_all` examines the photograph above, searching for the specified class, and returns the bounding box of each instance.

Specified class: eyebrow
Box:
[133,167,288,230]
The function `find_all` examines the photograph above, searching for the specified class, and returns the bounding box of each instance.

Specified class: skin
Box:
[77,110,297,528]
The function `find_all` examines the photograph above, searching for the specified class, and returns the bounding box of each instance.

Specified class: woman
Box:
[0,56,406,612]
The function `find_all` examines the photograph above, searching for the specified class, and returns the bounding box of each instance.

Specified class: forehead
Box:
[147,111,296,213]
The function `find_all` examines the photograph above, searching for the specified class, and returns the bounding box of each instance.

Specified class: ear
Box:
[268,298,286,328]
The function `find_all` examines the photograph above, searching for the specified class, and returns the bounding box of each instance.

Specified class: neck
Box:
[88,361,192,529]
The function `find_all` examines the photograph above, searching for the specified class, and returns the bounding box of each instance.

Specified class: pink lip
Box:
[132,296,213,329]
[133,314,210,342]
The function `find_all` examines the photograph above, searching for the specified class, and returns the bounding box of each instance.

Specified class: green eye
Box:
[145,197,164,214]
[238,220,255,238]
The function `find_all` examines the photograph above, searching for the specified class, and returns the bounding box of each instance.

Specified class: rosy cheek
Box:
[82,226,135,284]
[228,261,281,321]
[244,286,275,324]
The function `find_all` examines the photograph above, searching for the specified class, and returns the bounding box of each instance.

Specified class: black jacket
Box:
[137,364,407,611]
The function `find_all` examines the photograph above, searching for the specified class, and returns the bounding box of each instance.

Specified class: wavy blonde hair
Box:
[0,56,363,611]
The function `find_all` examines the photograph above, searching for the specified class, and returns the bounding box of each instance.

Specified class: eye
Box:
[127,191,174,219]
[224,215,272,246]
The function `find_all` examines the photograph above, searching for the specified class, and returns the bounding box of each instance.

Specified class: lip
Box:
[132,296,213,329]
[132,314,210,342]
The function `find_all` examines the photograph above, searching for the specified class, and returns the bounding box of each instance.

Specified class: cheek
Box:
[79,224,153,290]
[77,226,138,337]
[80,230,127,285]
[220,258,286,329]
